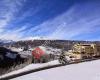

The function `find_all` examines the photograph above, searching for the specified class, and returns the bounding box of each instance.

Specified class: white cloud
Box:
[28,3,100,40]
[0,1,100,41]
[49,17,100,39]
[0,23,31,41]
[0,0,26,40]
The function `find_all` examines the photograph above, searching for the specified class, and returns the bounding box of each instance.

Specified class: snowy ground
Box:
[1,60,100,80]
[0,60,59,78]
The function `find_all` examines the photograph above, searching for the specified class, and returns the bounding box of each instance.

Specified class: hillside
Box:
[2,40,100,51]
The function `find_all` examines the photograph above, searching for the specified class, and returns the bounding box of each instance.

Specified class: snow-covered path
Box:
[11,60,100,80]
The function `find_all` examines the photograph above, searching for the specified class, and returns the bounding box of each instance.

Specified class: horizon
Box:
[0,0,100,41]
[1,38,100,42]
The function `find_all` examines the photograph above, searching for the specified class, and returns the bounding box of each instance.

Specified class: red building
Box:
[32,46,45,59]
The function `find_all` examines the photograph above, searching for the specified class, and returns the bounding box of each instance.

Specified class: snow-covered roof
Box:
[10,47,23,52]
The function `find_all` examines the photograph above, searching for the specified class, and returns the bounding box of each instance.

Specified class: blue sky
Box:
[0,0,100,41]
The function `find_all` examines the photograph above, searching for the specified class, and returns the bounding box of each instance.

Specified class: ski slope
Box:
[1,60,100,80]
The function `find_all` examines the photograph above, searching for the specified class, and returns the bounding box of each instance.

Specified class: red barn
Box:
[32,46,45,59]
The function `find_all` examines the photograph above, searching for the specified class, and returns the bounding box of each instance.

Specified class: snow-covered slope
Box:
[0,39,14,44]
[11,60,100,80]
[0,60,59,78]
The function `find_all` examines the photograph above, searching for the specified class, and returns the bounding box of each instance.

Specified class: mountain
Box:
[22,36,59,41]
[0,39,14,44]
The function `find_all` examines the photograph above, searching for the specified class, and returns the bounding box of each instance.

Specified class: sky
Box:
[0,0,100,41]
